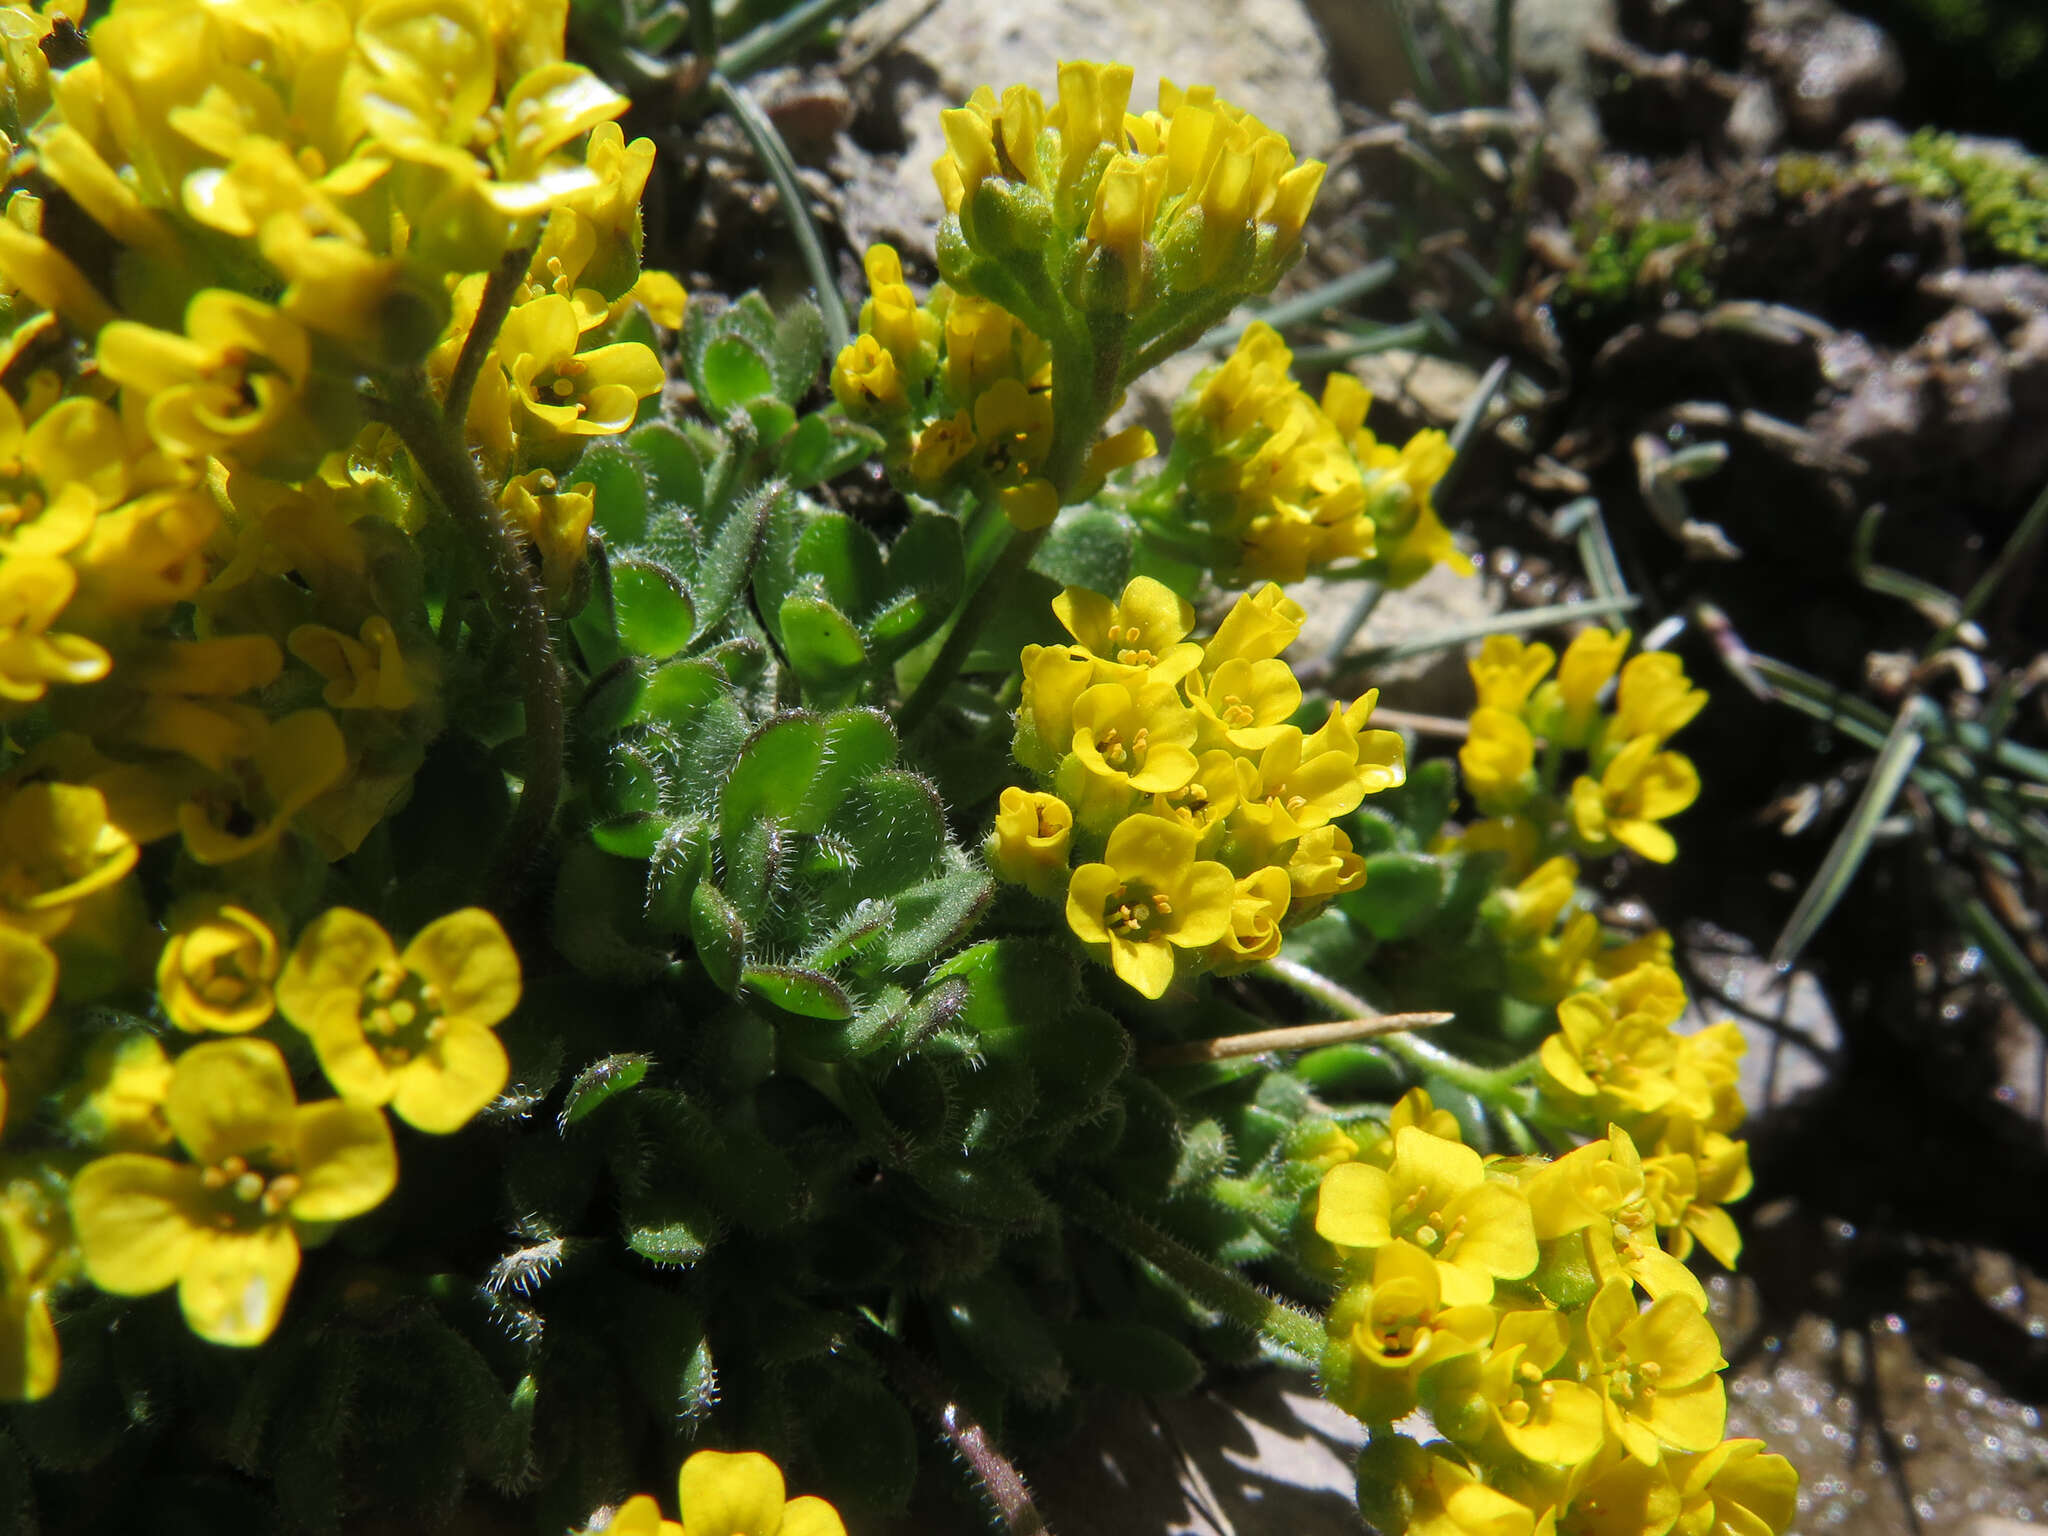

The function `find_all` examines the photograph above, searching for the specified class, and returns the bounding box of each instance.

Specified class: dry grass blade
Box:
[709,73,852,351]
[1350,595,1639,668]
[1205,257,1401,352]
[1772,695,1932,968]
[1143,1012,1455,1066]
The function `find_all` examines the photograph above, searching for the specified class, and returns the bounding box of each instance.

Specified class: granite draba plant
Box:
[0,7,1796,1532]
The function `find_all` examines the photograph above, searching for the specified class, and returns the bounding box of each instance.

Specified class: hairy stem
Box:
[444,241,533,434]
[865,1328,1051,1536]
[896,524,1045,735]
[1261,956,1539,1099]
[1059,1178,1326,1363]
[383,370,562,901]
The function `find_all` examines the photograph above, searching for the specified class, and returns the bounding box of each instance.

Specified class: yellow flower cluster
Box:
[46,905,519,1371]
[1164,322,1473,586]
[1310,1079,1788,1536]
[935,64,1324,319]
[0,0,646,1396]
[597,1448,846,1536]
[992,578,1405,998]
[1460,631,1706,866]
[831,243,1154,529]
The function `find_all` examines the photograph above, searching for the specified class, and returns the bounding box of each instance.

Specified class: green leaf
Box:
[788,1358,917,1514]
[592,814,667,860]
[742,965,853,1020]
[721,713,825,842]
[627,420,705,514]
[795,512,887,616]
[644,815,711,934]
[930,938,1078,1034]
[632,657,726,727]
[612,560,696,660]
[622,1189,723,1267]
[559,1053,652,1128]
[801,898,893,972]
[688,882,747,993]
[939,1273,1069,1404]
[866,510,965,660]
[1033,506,1134,594]
[770,298,826,402]
[593,742,664,819]
[578,441,651,546]
[879,851,992,969]
[701,336,776,413]
[778,593,867,697]
[1381,757,1457,843]
[799,709,898,826]
[781,413,884,490]
[1346,852,1445,941]
[691,480,775,639]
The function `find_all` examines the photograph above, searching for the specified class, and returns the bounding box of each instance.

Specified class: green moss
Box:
[1868,128,2048,267]
[1562,214,1716,312]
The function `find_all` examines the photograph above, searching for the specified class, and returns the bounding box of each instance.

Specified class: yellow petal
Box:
[165,1038,300,1166]
[392,1020,509,1134]
[1314,1162,1392,1247]
[0,1290,59,1401]
[1107,930,1175,999]
[70,1154,203,1296]
[679,1449,788,1536]
[290,1100,398,1221]
[277,907,395,1039]
[177,1222,299,1347]
[401,908,521,1029]
[777,1496,847,1536]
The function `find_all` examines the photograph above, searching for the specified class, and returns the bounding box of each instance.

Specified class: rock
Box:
[1301,559,1505,717]
[835,0,1343,270]
[1677,931,1843,1112]
[1586,33,1745,156]
[1749,0,1903,145]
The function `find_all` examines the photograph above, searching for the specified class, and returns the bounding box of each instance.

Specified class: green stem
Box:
[444,242,533,433]
[896,525,1044,734]
[382,371,562,902]
[1260,956,1539,1099]
[1059,1178,1325,1363]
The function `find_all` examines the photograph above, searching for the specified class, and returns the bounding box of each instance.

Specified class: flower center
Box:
[199,1151,301,1226]
[358,963,446,1068]
[1105,880,1171,941]
[1104,624,1158,669]
[1094,726,1150,770]
[1221,694,1256,728]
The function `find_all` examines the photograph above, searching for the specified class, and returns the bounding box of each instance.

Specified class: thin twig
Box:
[864,1328,1051,1536]
[1143,1012,1453,1066]
[1347,595,1639,668]
[445,241,534,435]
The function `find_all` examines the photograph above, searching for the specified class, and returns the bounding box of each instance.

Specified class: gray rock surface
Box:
[1750,0,1904,145]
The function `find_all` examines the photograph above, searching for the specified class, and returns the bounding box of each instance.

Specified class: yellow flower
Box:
[971,377,1057,528]
[987,787,1073,899]
[177,710,349,866]
[496,469,595,607]
[0,390,128,557]
[1207,866,1291,971]
[0,1169,69,1401]
[65,488,219,625]
[1644,1120,1751,1269]
[1180,325,1298,447]
[0,556,111,703]
[1586,958,1687,1029]
[831,333,907,417]
[1670,1439,1798,1536]
[498,294,665,439]
[1201,581,1307,671]
[116,635,284,773]
[942,291,1032,402]
[1519,1127,1707,1308]
[96,291,316,470]
[675,1449,847,1536]
[0,781,138,936]
[1322,1240,1495,1423]
[1390,1087,1464,1145]
[1460,707,1536,813]
[1314,1127,1538,1305]
[1187,657,1301,752]
[1014,642,1097,773]
[156,898,280,1035]
[1054,577,1203,683]
[1396,1447,1542,1536]
[1583,1276,1728,1462]
[277,907,519,1134]
[1149,748,1248,844]
[1487,855,1581,944]
[1535,628,1630,748]
[1433,1304,1607,1469]
[1570,737,1700,864]
[856,243,929,380]
[1469,635,1555,714]
[0,925,55,1132]
[1285,823,1365,907]
[288,617,422,712]
[910,411,976,485]
[69,1038,396,1347]
[1669,1021,1747,1132]
[59,1032,174,1153]
[1070,680,1200,795]
[1552,1451,1682,1536]
[1065,813,1233,998]
[1539,994,1680,1125]
[1611,653,1707,750]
